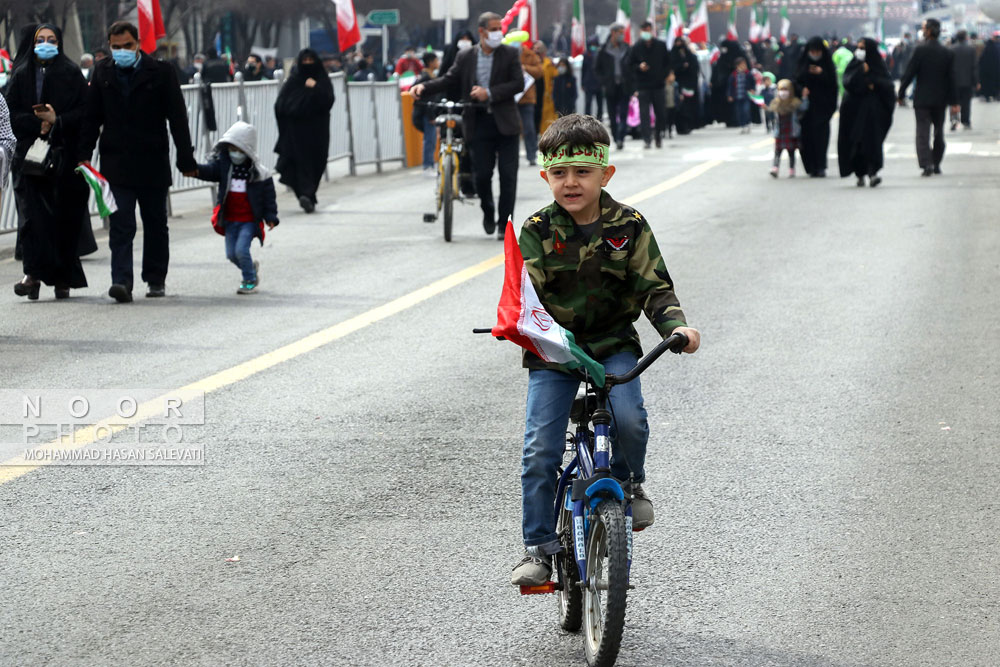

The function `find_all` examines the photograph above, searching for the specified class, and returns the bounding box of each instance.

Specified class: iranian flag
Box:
[571,0,586,57]
[688,0,709,45]
[492,220,606,386]
[666,0,685,49]
[749,3,762,42]
[333,0,362,53]
[646,0,656,34]
[75,164,118,218]
[726,1,739,41]
[748,91,766,107]
[779,2,791,44]
[761,8,772,40]
[137,0,166,55]
[616,0,633,44]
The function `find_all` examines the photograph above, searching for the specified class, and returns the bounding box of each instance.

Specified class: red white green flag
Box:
[75,164,118,218]
[616,0,633,44]
[779,2,791,44]
[726,1,739,41]
[688,0,709,44]
[749,3,762,42]
[571,0,586,57]
[492,220,606,386]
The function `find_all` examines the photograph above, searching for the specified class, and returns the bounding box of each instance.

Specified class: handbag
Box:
[22,136,53,176]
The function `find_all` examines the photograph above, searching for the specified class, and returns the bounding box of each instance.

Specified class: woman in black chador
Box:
[795,36,838,177]
[671,38,700,135]
[8,23,90,300]
[274,48,335,213]
[838,38,895,188]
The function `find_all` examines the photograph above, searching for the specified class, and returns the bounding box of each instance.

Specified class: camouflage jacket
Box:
[518,190,687,371]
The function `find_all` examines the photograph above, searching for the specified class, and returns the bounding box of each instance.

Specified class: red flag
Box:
[138,0,166,54]
[334,0,362,53]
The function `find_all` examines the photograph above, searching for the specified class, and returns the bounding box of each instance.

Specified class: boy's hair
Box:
[640,20,653,30]
[538,114,611,155]
[421,51,438,67]
[734,57,747,67]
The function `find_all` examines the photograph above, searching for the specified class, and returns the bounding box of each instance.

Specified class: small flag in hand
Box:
[75,164,118,218]
[491,219,605,386]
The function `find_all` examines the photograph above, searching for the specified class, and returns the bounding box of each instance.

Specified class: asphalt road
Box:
[1,100,999,667]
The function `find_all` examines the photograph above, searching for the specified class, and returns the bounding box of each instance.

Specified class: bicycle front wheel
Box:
[442,153,454,242]
[583,500,629,667]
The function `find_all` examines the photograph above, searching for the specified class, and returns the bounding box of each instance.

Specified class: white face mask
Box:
[855,49,866,61]
[457,39,472,51]
[809,52,820,61]
[485,31,503,49]
[778,90,790,99]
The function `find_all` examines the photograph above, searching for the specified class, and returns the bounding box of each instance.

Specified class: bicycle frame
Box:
[554,383,633,587]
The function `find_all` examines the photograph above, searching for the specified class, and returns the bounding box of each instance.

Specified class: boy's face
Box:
[736,61,747,72]
[541,165,616,216]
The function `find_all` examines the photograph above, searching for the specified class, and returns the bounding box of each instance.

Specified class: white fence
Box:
[0,72,405,234]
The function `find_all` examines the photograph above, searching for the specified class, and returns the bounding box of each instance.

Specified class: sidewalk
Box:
[0,158,390,264]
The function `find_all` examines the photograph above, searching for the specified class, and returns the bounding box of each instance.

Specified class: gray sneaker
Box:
[510,552,552,586]
[627,483,655,530]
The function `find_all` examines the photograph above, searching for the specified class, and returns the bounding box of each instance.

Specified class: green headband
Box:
[539,143,610,171]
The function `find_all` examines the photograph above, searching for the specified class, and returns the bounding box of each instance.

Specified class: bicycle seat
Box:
[569,387,598,424]
[434,113,463,127]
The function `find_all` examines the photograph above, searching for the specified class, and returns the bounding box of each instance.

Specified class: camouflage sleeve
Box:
[629,220,687,337]
[518,220,546,293]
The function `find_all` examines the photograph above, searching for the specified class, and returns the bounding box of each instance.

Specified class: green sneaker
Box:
[237,282,258,295]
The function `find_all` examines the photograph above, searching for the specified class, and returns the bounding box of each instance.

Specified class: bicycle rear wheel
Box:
[583,501,629,667]
[555,498,582,632]
[442,153,454,242]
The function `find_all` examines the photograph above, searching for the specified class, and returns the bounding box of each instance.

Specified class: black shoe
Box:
[54,285,70,299]
[496,229,505,242]
[654,136,662,148]
[14,278,40,300]
[950,121,958,132]
[856,176,866,187]
[146,284,165,298]
[869,175,882,188]
[643,142,651,149]
[298,195,315,213]
[482,211,496,235]
[109,284,133,303]
[933,165,941,175]
[921,168,934,177]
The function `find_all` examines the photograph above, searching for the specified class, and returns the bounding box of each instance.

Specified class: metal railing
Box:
[0,71,405,235]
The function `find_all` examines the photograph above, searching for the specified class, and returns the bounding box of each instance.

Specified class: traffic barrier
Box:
[0,72,404,234]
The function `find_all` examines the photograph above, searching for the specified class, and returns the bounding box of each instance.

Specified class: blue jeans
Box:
[518,103,538,164]
[422,116,436,168]
[521,352,649,553]
[735,99,751,127]
[224,221,257,283]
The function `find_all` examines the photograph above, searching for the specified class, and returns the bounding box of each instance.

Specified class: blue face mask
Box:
[112,48,139,68]
[34,43,59,61]
[228,150,248,165]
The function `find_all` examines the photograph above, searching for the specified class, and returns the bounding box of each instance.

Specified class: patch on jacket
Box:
[605,236,629,251]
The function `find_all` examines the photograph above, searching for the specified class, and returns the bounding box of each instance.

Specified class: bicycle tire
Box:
[442,154,454,242]
[556,500,583,632]
[583,500,629,667]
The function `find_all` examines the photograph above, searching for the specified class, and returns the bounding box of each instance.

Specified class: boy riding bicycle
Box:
[512,114,701,586]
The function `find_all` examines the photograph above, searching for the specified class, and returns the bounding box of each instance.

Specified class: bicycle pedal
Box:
[519,582,557,595]
[422,213,436,223]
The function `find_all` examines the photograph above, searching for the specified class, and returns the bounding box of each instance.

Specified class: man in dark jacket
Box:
[77,21,198,302]
[595,24,632,149]
[898,19,960,176]
[631,21,671,148]
[411,11,524,241]
[950,31,979,130]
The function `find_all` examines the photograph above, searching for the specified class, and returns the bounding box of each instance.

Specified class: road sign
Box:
[367,9,400,26]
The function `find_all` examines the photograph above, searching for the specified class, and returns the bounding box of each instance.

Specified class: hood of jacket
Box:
[214,121,272,179]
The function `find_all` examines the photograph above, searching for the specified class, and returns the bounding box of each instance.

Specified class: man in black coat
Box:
[595,24,632,149]
[898,18,960,176]
[950,31,978,130]
[411,11,524,241]
[77,21,197,302]
[631,21,671,148]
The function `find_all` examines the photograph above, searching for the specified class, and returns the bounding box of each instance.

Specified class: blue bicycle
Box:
[475,329,689,666]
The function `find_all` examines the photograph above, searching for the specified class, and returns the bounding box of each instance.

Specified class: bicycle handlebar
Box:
[471,328,689,386]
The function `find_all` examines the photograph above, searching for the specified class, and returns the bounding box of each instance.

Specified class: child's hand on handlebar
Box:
[673,327,701,354]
